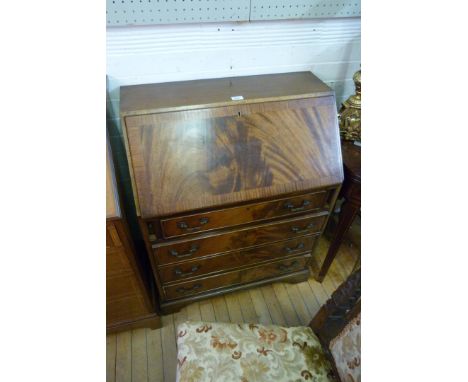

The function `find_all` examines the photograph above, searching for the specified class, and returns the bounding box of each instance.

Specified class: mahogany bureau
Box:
[120,72,343,313]
[106,133,160,332]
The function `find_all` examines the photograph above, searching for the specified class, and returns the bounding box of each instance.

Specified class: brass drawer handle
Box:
[176,283,202,294]
[290,222,316,234]
[277,260,299,272]
[284,242,305,254]
[283,200,311,212]
[174,265,201,278]
[169,244,199,258]
[177,217,209,232]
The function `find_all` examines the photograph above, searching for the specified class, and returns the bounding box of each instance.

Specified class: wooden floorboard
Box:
[272,283,301,326]
[107,236,360,381]
[185,302,201,321]
[260,285,288,326]
[334,254,351,281]
[308,277,329,306]
[211,296,230,323]
[199,300,216,322]
[249,288,273,325]
[115,331,132,382]
[237,290,259,323]
[131,329,147,382]
[160,315,177,382]
[146,327,164,382]
[337,244,358,277]
[106,334,117,382]
[172,306,188,329]
[283,283,313,326]
[296,280,321,319]
[224,292,244,323]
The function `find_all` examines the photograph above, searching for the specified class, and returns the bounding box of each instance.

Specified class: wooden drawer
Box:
[153,213,326,265]
[160,191,329,238]
[163,254,310,300]
[157,235,318,283]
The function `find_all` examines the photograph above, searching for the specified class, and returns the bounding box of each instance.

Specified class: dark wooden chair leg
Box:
[317,200,359,282]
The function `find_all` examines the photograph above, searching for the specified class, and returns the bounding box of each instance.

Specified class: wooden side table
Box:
[318,141,361,282]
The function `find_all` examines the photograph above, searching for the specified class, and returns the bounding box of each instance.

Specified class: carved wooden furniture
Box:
[310,269,361,382]
[106,135,160,332]
[175,270,361,382]
[120,72,343,313]
[319,141,361,281]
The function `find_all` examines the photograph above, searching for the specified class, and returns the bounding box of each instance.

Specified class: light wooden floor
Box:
[106,236,359,382]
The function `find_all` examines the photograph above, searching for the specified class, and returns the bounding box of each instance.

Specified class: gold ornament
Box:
[339,70,361,142]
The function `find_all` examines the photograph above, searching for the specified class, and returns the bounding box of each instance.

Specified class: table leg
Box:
[317,200,360,282]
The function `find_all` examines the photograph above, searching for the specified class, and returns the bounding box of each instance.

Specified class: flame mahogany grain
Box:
[121,72,343,313]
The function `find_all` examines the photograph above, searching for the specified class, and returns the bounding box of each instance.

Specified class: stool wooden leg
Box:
[317,200,359,282]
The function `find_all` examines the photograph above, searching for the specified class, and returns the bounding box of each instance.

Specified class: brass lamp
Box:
[339,70,361,142]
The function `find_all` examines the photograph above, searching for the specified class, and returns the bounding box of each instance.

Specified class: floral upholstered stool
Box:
[175,321,334,382]
[175,271,361,382]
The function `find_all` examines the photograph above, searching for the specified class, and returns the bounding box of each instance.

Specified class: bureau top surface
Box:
[120,72,333,116]
[124,83,343,218]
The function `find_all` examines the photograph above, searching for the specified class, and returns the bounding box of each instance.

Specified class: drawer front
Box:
[157,235,318,283]
[160,191,329,238]
[154,213,326,265]
[163,255,310,300]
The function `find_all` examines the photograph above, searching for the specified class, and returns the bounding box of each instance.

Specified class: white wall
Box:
[107,17,361,130]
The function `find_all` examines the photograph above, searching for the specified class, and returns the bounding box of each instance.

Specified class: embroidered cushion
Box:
[329,313,361,382]
[176,321,334,382]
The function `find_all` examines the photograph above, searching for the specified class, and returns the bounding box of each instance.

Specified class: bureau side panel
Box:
[106,219,159,331]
